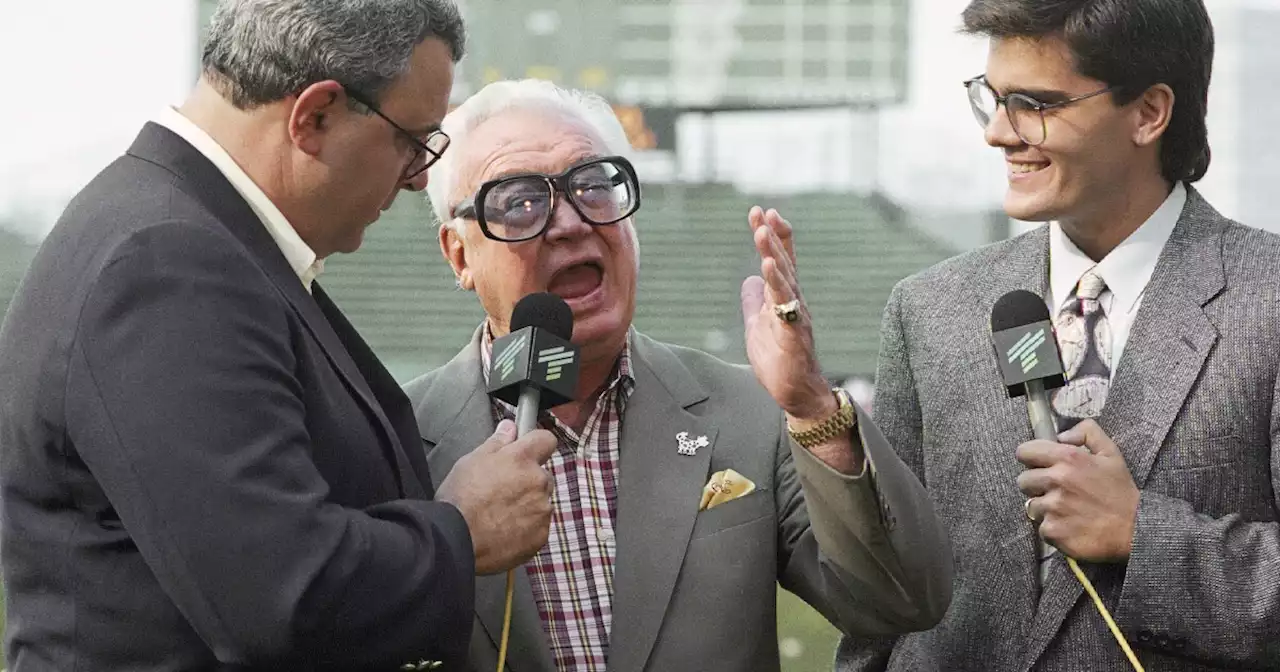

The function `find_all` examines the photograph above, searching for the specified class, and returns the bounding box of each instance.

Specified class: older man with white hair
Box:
[404,78,953,672]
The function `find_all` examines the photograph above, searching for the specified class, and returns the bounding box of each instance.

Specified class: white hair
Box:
[425,78,634,230]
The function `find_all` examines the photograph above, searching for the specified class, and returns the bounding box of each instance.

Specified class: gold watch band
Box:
[788,388,856,448]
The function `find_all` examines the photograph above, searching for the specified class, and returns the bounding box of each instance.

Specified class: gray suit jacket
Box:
[837,187,1280,671]
[404,329,953,672]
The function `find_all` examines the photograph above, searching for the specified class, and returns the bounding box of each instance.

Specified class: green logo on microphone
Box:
[1007,328,1046,374]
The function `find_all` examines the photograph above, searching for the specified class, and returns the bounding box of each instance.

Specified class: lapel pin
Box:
[676,431,709,456]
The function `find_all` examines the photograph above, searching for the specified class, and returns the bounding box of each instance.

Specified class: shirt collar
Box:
[1049,181,1186,316]
[152,107,323,292]
[479,321,635,402]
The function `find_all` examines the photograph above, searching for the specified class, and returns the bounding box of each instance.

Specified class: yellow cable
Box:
[496,568,515,672]
[1066,556,1144,672]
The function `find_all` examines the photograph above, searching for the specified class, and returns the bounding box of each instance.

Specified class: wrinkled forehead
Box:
[450,107,612,204]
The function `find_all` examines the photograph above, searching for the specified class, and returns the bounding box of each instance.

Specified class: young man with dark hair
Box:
[836,1,1280,669]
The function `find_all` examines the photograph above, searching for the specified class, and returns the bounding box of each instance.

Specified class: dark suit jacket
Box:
[0,123,475,671]
[405,329,953,672]
[837,187,1280,671]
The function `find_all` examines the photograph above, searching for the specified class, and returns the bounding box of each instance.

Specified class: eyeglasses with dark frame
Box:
[450,156,641,243]
[963,75,1116,146]
[343,86,450,181]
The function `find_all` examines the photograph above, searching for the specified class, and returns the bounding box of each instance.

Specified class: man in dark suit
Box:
[0,1,556,670]
[838,0,1280,670]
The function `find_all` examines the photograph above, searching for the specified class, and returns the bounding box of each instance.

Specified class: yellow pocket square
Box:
[699,469,757,511]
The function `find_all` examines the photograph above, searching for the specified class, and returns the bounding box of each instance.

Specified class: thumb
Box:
[741,276,765,329]
[1058,419,1117,456]
[508,428,558,466]
[476,418,517,453]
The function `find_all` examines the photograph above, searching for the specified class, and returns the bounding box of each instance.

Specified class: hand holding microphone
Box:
[989,290,1139,564]
[991,290,1145,670]
[435,419,555,575]
[437,292,580,576]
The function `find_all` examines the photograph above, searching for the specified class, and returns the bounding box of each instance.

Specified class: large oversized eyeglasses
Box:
[964,75,1115,146]
[451,156,641,243]
[343,86,450,181]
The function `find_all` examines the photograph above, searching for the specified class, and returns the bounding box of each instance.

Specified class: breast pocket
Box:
[1149,435,1274,521]
[689,489,774,541]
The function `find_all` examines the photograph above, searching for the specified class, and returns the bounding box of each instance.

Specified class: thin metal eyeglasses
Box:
[964,75,1116,146]
[343,86,450,181]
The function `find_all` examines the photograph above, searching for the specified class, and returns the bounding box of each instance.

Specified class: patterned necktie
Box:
[1051,269,1112,433]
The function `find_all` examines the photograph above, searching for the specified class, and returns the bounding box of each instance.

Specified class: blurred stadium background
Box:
[3,0,1279,668]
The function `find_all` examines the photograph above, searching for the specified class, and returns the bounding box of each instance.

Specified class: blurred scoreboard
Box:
[453,0,909,109]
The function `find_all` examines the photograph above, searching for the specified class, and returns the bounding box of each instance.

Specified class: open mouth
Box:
[548,261,604,301]
[1009,161,1050,175]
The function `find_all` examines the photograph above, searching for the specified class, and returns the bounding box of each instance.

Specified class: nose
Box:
[984,105,1023,149]
[401,169,429,193]
[543,194,593,243]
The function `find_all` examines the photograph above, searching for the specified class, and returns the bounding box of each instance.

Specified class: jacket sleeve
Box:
[776,280,951,645]
[830,281,937,671]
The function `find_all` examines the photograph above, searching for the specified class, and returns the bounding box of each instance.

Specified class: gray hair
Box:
[425,79,635,230]
[202,0,466,109]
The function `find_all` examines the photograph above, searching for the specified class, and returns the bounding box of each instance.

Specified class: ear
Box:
[439,223,473,290]
[289,80,347,157]
[1132,83,1175,148]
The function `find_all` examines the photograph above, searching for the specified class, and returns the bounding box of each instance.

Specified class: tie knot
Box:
[1076,269,1106,301]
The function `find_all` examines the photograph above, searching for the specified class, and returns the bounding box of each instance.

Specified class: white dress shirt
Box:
[153,107,323,292]
[1046,182,1187,378]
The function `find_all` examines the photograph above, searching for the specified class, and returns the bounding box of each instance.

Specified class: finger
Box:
[762,258,796,309]
[765,209,797,266]
[741,275,766,329]
[748,206,766,234]
[766,229,803,302]
[1015,467,1054,497]
[757,223,798,288]
[1058,419,1117,456]
[1024,494,1044,523]
[1015,440,1075,468]
[508,428,558,465]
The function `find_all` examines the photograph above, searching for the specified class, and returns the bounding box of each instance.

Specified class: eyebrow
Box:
[999,84,1073,104]
[485,153,606,182]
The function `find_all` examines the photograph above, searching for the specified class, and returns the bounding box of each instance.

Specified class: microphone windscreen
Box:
[991,289,1051,333]
[511,292,574,341]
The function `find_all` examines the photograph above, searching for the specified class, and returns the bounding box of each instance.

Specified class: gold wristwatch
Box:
[787,387,857,448]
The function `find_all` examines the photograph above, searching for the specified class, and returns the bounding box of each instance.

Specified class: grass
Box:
[0,585,837,670]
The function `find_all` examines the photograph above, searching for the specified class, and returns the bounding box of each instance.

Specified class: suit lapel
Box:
[127,123,419,498]
[1020,188,1227,668]
[313,285,427,498]
[1098,190,1225,486]
[420,333,557,672]
[607,332,715,672]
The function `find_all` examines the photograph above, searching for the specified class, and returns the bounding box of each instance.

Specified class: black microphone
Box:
[990,289,1067,442]
[487,292,581,436]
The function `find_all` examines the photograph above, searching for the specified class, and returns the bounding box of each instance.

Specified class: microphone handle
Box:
[515,385,542,438]
[1023,378,1058,590]
[1024,379,1058,441]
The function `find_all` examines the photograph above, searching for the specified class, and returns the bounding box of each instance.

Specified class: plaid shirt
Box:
[481,324,635,672]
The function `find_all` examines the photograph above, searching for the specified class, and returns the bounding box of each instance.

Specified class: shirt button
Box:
[596,527,614,543]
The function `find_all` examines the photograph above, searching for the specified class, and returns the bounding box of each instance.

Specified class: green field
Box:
[0,586,838,670]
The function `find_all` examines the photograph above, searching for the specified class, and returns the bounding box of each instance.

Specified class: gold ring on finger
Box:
[772,299,801,323]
